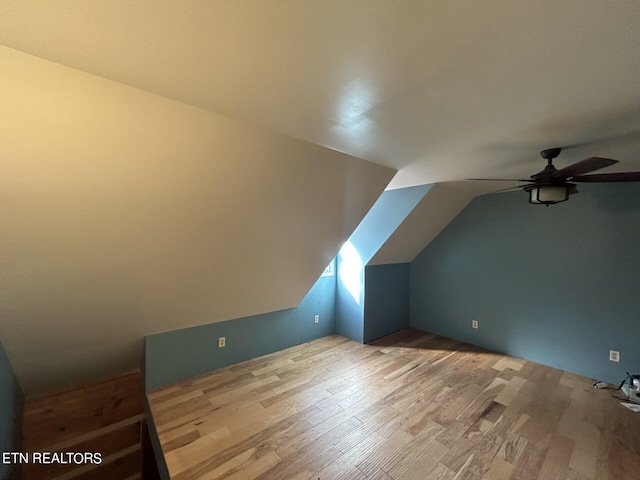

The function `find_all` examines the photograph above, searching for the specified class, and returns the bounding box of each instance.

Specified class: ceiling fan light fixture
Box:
[528,185,569,205]
[470,147,640,205]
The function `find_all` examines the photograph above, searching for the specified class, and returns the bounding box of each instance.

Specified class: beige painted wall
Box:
[0,46,395,394]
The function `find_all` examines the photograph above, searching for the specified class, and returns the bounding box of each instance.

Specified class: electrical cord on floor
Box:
[606,372,636,401]
[610,390,628,400]
[592,374,635,400]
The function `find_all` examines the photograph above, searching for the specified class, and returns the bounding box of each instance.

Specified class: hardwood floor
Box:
[21,371,144,480]
[147,329,640,479]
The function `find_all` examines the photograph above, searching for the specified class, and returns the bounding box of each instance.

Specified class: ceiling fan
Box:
[469,148,640,205]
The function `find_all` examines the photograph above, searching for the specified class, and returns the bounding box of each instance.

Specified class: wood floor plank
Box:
[148,329,640,479]
[395,436,448,479]
[569,420,601,478]
[425,463,457,480]
[480,457,514,480]
[355,429,414,478]
[537,433,574,480]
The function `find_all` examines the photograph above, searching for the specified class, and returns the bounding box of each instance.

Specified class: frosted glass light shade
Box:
[529,185,568,205]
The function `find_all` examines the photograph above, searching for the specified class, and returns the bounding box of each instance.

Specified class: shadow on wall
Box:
[0,340,24,480]
[364,263,411,343]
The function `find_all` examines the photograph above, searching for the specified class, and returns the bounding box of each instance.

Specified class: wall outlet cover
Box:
[218,337,226,348]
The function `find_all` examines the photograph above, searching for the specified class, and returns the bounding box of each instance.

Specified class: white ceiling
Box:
[2,1,640,188]
[2,1,640,394]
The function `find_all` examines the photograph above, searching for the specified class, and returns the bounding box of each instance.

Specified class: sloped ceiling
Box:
[0,46,394,394]
[2,2,640,393]
[369,183,476,266]
[1,1,640,187]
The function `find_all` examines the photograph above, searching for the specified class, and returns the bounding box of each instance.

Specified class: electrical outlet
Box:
[218,336,226,348]
[609,350,620,362]
[314,315,319,324]
[472,320,478,329]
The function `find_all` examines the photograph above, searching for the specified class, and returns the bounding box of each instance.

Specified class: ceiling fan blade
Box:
[466,178,531,182]
[491,184,528,194]
[572,171,640,182]
[550,157,618,179]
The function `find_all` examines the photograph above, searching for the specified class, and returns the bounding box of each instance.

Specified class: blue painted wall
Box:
[364,263,410,343]
[411,183,640,384]
[335,253,365,342]
[336,185,431,342]
[0,340,23,480]
[145,272,336,391]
